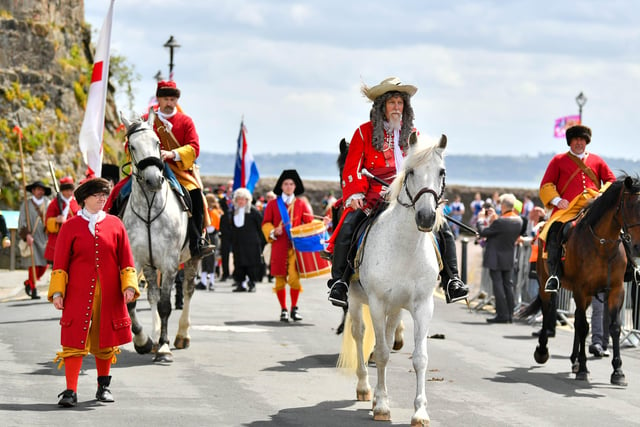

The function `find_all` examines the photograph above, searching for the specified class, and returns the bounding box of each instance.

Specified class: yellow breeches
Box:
[54,277,120,369]
[273,248,303,292]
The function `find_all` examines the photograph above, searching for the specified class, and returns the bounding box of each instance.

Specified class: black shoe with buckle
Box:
[291,306,303,322]
[445,277,469,303]
[328,280,349,308]
[96,376,114,402]
[57,389,77,407]
[544,276,560,293]
[280,308,289,322]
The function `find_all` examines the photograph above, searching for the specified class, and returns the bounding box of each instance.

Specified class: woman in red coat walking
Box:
[48,178,140,408]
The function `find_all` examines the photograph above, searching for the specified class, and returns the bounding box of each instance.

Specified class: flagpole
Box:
[13,122,37,288]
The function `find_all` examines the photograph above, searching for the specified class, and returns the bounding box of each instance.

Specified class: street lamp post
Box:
[163,35,181,81]
[153,70,164,82]
[576,91,587,123]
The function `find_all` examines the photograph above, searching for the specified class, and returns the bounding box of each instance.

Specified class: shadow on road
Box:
[243,399,407,427]
[262,353,339,372]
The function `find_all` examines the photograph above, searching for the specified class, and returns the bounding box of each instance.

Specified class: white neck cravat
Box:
[570,150,586,160]
[31,195,45,206]
[60,195,72,219]
[233,206,246,227]
[157,108,177,131]
[80,208,106,236]
[282,194,294,205]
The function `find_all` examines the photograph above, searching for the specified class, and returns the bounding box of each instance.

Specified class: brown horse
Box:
[521,175,640,385]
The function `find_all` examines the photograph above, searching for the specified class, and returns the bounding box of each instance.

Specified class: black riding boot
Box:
[327,210,366,308]
[438,223,469,303]
[544,222,562,293]
[174,269,184,310]
[188,189,215,259]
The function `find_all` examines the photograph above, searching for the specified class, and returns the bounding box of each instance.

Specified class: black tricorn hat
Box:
[273,169,304,196]
[26,180,52,196]
[74,177,111,205]
[565,125,591,145]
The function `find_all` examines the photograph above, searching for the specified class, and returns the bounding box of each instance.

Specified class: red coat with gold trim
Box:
[48,214,138,349]
[44,197,80,262]
[342,121,414,206]
[539,152,615,215]
[262,198,312,276]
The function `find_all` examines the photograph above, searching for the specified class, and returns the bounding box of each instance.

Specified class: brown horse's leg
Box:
[608,288,627,386]
[533,249,553,364]
[573,305,589,381]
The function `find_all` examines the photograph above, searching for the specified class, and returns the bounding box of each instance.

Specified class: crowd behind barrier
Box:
[466,236,640,346]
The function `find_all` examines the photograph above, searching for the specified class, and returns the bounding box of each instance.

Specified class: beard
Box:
[388,112,402,131]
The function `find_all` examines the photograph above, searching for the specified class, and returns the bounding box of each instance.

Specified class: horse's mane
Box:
[386,137,445,229]
[578,173,640,229]
[125,119,149,137]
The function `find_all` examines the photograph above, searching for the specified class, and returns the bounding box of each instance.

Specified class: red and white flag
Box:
[78,0,115,178]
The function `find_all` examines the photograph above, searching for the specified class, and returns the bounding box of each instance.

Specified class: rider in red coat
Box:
[328,77,469,307]
[538,125,616,292]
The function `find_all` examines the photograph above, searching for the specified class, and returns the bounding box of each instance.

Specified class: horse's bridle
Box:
[588,188,640,291]
[397,168,446,209]
[126,126,164,184]
[125,125,170,268]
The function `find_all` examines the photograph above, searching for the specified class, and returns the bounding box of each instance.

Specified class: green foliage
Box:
[3,82,49,111]
[110,54,141,114]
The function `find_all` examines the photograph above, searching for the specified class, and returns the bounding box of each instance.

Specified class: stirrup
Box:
[445,278,469,304]
[544,275,560,293]
[328,281,349,308]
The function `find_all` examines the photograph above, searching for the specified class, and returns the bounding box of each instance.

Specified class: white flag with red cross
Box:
[78,0,114,179]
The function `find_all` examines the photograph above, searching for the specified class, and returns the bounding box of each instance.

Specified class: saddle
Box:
[111,176,192,219]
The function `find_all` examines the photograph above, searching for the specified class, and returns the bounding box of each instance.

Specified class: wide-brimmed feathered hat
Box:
[565,125,591,145]
[156,80,181,98]
[59,176,75,191]
[361,76,418,102]
[26,180,52,196]
[74,177,111,205]
[273,169,304,196]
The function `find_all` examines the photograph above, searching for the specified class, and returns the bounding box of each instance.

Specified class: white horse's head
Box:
[120,110,165,192]
[388,132,446,232]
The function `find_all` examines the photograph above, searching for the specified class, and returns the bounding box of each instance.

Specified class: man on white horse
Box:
[107,81,214,259]
[327,76,469,307]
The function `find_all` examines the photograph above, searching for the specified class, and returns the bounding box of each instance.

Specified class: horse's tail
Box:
[336,305,375,372]
[517,295,542,319]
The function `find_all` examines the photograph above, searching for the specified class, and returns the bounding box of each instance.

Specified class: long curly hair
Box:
[369,91,415,152]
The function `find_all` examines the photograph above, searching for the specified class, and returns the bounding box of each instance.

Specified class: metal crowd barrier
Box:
[464,236,639,341]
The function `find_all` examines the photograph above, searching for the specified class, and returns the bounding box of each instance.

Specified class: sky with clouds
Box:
[85,1,640,159]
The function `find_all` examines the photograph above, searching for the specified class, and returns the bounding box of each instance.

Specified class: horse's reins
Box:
[587,189,640,298]
[127,125,170,268]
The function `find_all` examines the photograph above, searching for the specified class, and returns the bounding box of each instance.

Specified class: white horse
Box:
[338,132,447,426]
[120,111,198,363]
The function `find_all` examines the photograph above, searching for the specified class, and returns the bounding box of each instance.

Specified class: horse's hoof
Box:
[571,361,580,374]
[373,410,391,421]
[534,346,549,364]
[393,338,404,351]
[134,337,154,355]
[174,336,190,349]
[153,352,174,363]
[611,370,628,386]
[357,389,372,401]
[575,371,589,381]
[151,343,159,354]
[411,418,430,427]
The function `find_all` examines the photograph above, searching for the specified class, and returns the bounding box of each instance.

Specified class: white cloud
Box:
[83,0,640,162]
